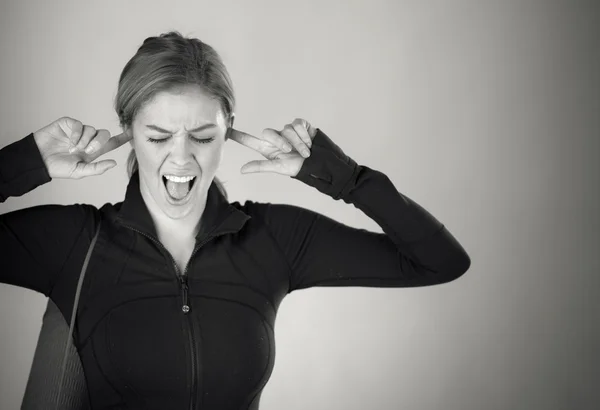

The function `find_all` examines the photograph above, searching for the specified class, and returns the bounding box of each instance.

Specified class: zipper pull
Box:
[178,275,190,314]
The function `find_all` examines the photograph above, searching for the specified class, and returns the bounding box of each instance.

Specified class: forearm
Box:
[293,129,470,280]
[0,133,51,203]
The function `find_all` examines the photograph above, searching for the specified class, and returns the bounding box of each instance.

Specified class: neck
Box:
[139,181,208,241]
[153,209,205,240]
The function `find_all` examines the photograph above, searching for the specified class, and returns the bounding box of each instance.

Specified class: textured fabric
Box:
[1,129,471,409]
[55,219,101,409]
[21,298,89,410]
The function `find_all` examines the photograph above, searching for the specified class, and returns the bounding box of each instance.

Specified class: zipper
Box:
[178,236,215,410]
[181,273,197,410]
[178,275,190,313]
[121,223,217,410]
[180,244,201,410]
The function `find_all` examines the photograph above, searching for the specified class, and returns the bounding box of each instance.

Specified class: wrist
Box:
[31,131,52,176]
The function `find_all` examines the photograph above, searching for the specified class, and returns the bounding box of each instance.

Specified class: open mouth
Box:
[162,174,197,202]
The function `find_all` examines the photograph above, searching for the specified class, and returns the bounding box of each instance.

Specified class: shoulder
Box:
[33,201,122,239]
[0,202,110,249]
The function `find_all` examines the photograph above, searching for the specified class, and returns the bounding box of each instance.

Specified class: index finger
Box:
[93,131,132,157]
[228,128,275,154]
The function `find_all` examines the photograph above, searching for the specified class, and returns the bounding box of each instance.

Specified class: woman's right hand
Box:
[33,116,131,179]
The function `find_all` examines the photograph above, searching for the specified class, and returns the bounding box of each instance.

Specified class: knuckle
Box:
[79,125,90,139]
[81,124,94,135]
[70,120,83,136]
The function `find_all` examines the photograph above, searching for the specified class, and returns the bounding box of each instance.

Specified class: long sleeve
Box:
[0,134,97,296]
[0,133,52,203]
[249,129,471,293]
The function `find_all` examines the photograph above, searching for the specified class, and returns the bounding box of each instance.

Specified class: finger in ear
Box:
[226,115,236,141]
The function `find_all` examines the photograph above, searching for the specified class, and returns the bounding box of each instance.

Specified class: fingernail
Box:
[302,149,311,157]
[85,145,95,154]
[284,144,292,152]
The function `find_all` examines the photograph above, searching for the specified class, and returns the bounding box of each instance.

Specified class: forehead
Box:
[135,85,225,127]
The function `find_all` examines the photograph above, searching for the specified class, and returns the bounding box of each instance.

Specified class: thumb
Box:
[241,159,287,175]
[76,160,117,178]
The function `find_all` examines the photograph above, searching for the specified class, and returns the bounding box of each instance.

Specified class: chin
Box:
[159,174,208,219]
[140,171,209,221]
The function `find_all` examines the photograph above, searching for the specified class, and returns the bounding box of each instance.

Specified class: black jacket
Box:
[0,129,470,409]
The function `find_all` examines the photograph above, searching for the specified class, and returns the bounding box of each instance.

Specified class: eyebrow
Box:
[145,124,216,133]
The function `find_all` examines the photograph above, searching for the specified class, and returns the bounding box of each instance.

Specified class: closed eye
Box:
[192,137,215,144]
[146,136,215,144]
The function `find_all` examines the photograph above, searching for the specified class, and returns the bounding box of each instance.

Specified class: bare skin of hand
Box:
[33,117,132,179]
[228,118,317,177]
[32,116,316,179]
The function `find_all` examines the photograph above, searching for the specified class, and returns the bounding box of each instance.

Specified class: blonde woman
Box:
[1,31,470,410]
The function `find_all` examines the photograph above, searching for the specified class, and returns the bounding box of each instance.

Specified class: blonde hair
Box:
[115,31,233,200]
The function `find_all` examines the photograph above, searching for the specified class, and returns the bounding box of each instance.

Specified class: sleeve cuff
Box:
[0,133,51,201]
[291,128,359,200]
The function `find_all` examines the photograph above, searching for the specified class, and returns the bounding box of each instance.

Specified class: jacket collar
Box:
[116,171,250,242]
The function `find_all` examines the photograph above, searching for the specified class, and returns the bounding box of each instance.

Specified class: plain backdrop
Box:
[1,0,599,409]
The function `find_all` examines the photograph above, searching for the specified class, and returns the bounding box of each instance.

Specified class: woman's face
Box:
[130,85,229,220]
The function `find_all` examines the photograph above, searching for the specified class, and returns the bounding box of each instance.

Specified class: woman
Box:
[1,31,470,409]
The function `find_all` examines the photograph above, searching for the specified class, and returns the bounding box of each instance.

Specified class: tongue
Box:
[166,180,191,200]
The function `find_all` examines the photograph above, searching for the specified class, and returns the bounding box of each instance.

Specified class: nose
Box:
[169,135,194,166]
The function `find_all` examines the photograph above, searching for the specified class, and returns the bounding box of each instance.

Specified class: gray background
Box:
[1,0,599,409]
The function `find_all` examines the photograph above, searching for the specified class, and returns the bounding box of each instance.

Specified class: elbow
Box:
[415,225,472,286]
[437,251,471,284]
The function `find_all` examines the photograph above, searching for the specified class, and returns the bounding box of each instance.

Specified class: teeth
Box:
[164,175,196,183]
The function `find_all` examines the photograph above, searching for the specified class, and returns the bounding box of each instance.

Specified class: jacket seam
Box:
[91,335,126,404]
[194,275,277,312]
[106,310,147,407]
[113,233,135,284]
[244,319,272,407]
[197,295,275,333]
[79,295,175,348]
[333,160,359,199]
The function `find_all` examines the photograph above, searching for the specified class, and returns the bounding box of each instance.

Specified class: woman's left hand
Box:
[228,118,317,177]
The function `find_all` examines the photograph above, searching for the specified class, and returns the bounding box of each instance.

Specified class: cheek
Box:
[197,144,224,170]
[134,144,158,168]
[131,139,164,173]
